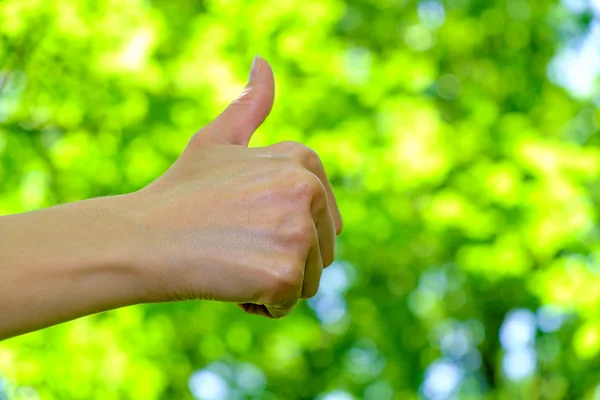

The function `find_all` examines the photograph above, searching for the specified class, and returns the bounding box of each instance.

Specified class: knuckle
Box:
[276,141,323,169]
[278,169,327,215]
[293,176,318,200]
[293,143,322,168]
[274,140,303,153]
[285,218,315,247]
[289,170,324,201]
[300,147,323,171]
[264,264,302,305]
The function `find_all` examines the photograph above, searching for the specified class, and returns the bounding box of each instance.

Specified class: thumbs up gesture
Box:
[129,57,343,318]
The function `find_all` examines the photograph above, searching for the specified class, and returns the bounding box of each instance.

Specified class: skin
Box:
[0,56,342,340]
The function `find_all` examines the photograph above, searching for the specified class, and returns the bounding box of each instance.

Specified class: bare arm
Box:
[0,57,342,340]
[0,196,146,339]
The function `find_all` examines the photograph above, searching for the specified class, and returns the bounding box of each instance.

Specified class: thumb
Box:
[200,56,275,146]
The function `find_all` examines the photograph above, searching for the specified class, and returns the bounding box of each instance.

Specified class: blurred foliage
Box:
[1,0,600,399]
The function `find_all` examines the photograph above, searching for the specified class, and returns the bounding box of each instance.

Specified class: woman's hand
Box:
[126,56,342,318]
[0,57,342,340]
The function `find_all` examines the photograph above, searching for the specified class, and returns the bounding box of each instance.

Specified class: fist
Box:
[127,57,342,318]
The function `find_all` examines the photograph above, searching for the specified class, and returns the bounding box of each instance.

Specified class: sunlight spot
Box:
[418,0,445,29]
[536,306,565,333]
[502,348,536,381]
[320,390,354,400]
[235,363,266,394]
[548,21,600,98]
[562,0,587,14]
[499,309,536,350]
[422,360,462,400]
[189,370,229,400]
[405,25,434,51]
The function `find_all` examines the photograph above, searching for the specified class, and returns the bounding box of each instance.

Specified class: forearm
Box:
[0,57,342,336]
[0,196,146,340]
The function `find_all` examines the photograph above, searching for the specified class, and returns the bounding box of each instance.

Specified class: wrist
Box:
[85,194,154,305]
[114,188,218,305]
[105,190,183,304]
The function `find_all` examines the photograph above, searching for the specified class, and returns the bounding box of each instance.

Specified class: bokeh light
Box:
[502,348,537,381]
[1,0,600,398]
[536,305,566,333]
[308,262,353,330]
[500,309,538,381]
[499,309,537,351]
[319,390,354,400]
[422,360,463,400]
[189,370,229,400]
[418,0,446,29]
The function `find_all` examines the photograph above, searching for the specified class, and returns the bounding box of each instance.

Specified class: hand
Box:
[127,56,343,318]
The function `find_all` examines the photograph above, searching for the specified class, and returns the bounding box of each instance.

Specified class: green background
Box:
[1,0,600,398]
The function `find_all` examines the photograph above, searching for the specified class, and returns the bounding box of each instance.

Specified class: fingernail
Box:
[248,55,261,82]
